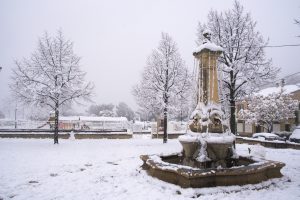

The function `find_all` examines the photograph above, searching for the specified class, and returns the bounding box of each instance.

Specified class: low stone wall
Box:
[0,130,132,140]
[74,133,132,139]
[0,133,69,139]
[236,137,300,150]
[151,133,185,139]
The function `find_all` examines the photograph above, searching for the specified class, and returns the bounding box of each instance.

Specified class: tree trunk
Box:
[54,104,59,144]
[163,106,168,143]
[180,109,183,125]
[229,71,236,148]
[267,122,273,133]
[230,100,236,135]
[230,99,236,148]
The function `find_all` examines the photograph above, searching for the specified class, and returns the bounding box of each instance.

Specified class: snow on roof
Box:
[256,84,300,96]
[59,116,128,122]
[193,41,223,54]
[291,126,300,140]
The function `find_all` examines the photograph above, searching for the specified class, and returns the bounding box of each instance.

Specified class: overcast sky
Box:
[0,0,299,113]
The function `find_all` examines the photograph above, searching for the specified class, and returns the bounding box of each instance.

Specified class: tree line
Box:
[86,102,135,121]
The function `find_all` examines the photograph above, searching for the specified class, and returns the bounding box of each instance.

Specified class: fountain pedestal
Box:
[180,30,235,167]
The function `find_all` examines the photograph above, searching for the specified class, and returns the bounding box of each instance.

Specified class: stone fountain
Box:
[140,30,285,188]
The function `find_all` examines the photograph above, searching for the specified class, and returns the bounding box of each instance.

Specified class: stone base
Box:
[140,154,285,188]
[179,140,199,158]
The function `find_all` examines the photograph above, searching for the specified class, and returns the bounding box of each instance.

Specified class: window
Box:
[237,123,244,132]
[245,123,253,133]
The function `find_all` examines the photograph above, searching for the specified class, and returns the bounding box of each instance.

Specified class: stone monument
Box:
[190,30,225,133]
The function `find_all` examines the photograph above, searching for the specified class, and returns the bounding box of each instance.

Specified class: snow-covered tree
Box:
[116,102,134,121]
[27,105,51,121]
[196,1,279,135]
[87,104,101,116]
[11,30,94,144]
[134,108,158,122]
[133,32,191,143]
[87,104,115,117]
[60,102,82,116]
[239,91,298,133]
[133,84,162,120]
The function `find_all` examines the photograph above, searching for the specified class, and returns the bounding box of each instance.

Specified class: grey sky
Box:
[0,0,299,113]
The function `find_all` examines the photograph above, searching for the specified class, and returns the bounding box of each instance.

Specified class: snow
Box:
[256,84,300,96]
[248,144,266,159]
[0,138,300,200]
[178,134,198,142]
[253,132,281,139]
[205,133,236,144]
[193,41,223,54]
[178,132,235,144]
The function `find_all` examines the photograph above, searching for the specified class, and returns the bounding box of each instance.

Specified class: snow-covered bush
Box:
[239,90,298,133]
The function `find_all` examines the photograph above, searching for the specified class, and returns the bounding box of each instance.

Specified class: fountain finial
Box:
[203,29,212,43]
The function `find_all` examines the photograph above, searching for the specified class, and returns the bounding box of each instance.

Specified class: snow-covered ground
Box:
[0,138,299,200]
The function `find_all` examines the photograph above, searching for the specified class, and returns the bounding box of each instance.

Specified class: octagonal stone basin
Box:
[140,154,285,188]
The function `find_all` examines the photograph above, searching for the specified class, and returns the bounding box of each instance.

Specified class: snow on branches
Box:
[133,33,191,116]
[10,30,94,143]
[239,89,298,133]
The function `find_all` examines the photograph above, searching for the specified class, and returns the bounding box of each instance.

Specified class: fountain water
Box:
[141,30,285,188]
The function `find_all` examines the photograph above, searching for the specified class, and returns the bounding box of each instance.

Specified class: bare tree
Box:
[11,30,94,144]
[133,33,191,143]
[196,1,279,135]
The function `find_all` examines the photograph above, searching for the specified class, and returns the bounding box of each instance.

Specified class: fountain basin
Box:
[178,133,236,163]
[140,154,285,188]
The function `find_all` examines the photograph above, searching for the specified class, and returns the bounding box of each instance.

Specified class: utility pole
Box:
[14,106,17,129]
[14,82,18,129]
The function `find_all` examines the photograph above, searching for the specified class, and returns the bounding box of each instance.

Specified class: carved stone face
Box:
[203,32,212,41]
[211,114,221,125]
